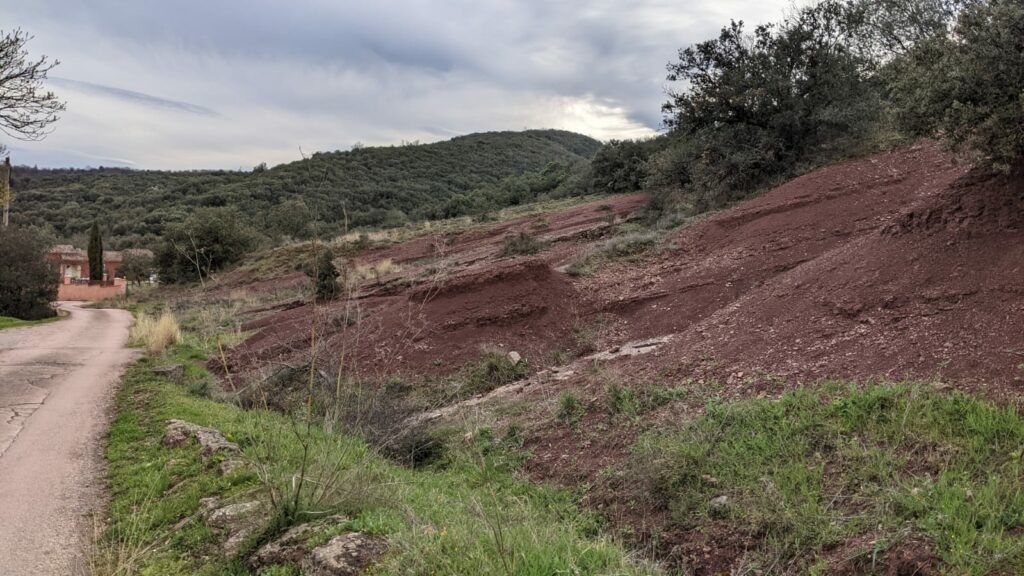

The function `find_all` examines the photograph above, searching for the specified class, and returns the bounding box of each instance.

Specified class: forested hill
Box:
[11,129,601,248]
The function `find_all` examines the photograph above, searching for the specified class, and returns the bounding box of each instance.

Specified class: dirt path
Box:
[0,303,136,576]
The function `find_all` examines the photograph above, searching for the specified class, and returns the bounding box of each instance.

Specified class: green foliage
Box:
[0,226,58,320]
[119,251,154,284]
[632,384,1024,573]
[0,315,60,330]
[557,393,586,428]
[454,352,529,399]
[658,1,883,211]
[11,130,600,247]
[888,0,1024,171]
[87,221,103,280]
[101,356,651,575]
[156,208,258,284]
[500,231,547,257]
[309,247,340,301]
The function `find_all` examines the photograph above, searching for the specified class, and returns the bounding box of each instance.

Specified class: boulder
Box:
[162,419,241,461]
[200,498,268,557]
[507,351,522,365]
[303,533,388,576]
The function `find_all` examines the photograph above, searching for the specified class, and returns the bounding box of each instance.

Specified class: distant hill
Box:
[10,130,601,248]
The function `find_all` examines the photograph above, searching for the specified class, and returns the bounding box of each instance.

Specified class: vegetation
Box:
[95,350,652,575]
[130,311,181,354]
[155,208,258,285]
[309,246,341,301]
[0,28,65,146]
[500,232,547,257]
[119,251,154,284]
[0,314,60,330]
[887,0,1024,171]
[0,226,57,320]
[631,384,1024,573]
[88,220,103,281]
[11,130,600,248]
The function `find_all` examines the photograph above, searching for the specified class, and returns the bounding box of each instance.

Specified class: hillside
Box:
[196,142,1024,573]
[10,129,600,248]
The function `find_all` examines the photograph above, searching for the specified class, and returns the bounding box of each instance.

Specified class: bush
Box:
[889,0,1024,171]
[156,208,258,284]
[501,232,547,257]
[130,311,181,354]
[0,227,58,320]
[455,351,529,399]
[309,247,341,301]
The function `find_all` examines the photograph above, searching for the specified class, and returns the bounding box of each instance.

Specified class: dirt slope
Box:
[224,143,1023,397]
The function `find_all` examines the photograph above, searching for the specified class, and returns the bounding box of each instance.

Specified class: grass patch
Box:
[96,350,651,575]
[130,311,182,354]
[501,232,548,257]
[566,231,662,277]
[631,383,1024,574]
[0,314,61,330]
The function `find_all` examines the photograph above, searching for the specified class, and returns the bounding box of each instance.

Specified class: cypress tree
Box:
[88,221,104,281]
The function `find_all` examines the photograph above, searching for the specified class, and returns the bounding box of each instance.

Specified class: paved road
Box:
[0,303,136,576]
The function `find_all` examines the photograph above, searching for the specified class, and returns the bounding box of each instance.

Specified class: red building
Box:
[46,245,153,300]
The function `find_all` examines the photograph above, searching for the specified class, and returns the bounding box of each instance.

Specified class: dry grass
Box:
[130,311,181,354]
[354,258,402,284]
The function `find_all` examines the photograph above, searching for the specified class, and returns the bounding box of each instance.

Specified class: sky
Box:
[5,0,792,170]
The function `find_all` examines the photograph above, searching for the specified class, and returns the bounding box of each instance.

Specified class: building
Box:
[46,245,153,301]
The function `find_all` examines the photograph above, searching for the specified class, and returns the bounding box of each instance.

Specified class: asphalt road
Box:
[0,303,136,575]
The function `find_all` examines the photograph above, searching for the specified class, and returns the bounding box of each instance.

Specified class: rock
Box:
[248,516,349,571]
[303,533,387,576]
[162,419,241,461]
[507,351,522,365]
[201,499,267,557]
[219,459,247,475]
[709,495,730,518]
[152,364,184,380]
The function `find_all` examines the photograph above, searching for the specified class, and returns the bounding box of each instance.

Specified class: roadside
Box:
[0,303,136,576]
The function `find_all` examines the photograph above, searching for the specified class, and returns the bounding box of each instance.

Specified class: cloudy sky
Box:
[5,0,792,170]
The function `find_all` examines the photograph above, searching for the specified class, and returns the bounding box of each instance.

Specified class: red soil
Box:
[225,144,1024,398]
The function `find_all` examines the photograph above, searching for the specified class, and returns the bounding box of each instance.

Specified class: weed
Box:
[557,393,586,428]
[630,383,1024,573]
[607,383,641,417]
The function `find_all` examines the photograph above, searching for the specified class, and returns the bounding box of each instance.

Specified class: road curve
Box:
[0,303,136,576]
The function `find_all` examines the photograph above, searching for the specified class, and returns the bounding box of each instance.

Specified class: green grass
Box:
[0,314,62,330]
[631,383,1024,574]
[97,348,652,575]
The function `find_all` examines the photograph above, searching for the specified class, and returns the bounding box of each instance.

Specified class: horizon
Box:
[5,0,790,170]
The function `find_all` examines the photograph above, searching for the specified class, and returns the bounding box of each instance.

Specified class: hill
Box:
[9,129,601,248]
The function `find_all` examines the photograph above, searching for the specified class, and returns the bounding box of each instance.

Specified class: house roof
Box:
[48,245,154,263]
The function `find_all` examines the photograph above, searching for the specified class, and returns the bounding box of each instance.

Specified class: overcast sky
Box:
[5,0,792,170]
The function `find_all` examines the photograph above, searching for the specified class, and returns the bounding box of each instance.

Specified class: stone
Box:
[201,499,267,557]
[248,516,349,571]
[152,364,184,380]
[507,351,522,365]
[219,459,247,475]
[162,419,241,461]
[303,533,387,576]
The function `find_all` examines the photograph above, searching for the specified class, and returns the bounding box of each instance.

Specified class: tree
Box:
[308,246,341,301]
[888,0,1024,171]
[119,251,154,285]
[156,208,257,284]
[660,1,881,209]
[0,29,65,142]
[87,221,103,281]
[0,226,58,319]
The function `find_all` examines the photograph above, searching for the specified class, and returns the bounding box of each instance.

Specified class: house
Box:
[46,245,154,301]
[47,245,153,282]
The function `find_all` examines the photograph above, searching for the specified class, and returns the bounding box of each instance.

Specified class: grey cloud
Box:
[49,78,219,117]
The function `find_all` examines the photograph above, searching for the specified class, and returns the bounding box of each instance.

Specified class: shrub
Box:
[455,351,529,399]
[0,226,58,320]
[501,232,547,257]
[156,207,258,284]
[130,311,181,354]
[309,247,341,301]
[557,393,585,428]
[889,0,1024,171]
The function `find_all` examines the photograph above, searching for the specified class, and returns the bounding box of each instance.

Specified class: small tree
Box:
[0,226,58,319]
[120,251,154,285]
[310,247,340,301]
[0,29,65,142]
[156,208,257,285]
[87,221,103,281]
